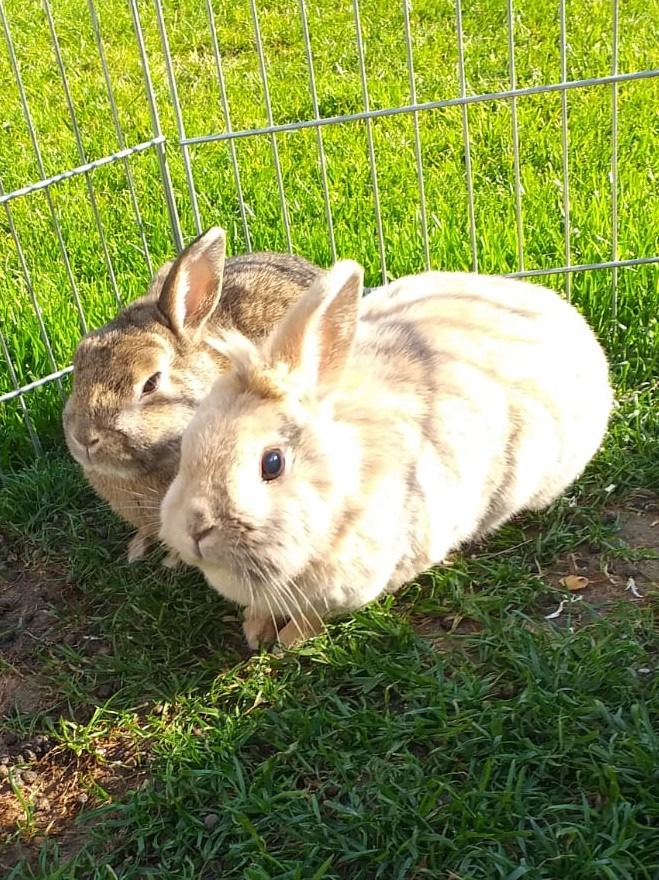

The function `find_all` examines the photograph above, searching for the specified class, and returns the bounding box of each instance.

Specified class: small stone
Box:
[22,749,37,763]
[96,683,115,699]
[203,813,220,830]
[0,765,9,780]
[34,735,52,753]
[77,791,89,804]
[22,770,38,784]
[0,755,10,765]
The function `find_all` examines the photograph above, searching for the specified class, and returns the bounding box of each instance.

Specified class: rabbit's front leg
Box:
[243,608,281,649]
[127,530,151,563]
[276,615,325,648]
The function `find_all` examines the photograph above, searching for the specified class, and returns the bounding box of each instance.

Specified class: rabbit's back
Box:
[212,252,324,338]
[351,272,611,540]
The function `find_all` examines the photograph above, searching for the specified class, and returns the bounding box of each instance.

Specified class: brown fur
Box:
[62,227,323,563]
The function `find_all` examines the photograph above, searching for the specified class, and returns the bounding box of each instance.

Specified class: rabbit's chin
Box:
[196,559,258,608]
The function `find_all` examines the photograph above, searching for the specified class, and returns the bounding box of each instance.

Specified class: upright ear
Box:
[158,227,227,338]
[265,259,364,390]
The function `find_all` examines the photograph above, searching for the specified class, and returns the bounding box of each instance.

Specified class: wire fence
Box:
[0,0,658,463]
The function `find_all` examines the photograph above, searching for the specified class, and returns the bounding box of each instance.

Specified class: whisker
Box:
[275,577,325,643]
[287,575,331,644]
[261,589,281,645]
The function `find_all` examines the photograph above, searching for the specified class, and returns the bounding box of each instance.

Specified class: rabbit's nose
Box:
[85,435,101,458]
[189,505,216,554]
[192,525,214,545]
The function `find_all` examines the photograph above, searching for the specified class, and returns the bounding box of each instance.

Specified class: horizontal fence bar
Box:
[0,365,74,404]
[0,136,165,206]
[505,254,659,280]
[180,69,659,147]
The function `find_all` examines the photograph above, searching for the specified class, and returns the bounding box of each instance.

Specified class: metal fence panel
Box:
[0,0,657,463]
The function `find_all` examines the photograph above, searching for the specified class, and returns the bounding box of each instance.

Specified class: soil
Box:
[0,538,151,872]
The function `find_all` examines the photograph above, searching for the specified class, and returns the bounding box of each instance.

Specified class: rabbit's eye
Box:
[141,372,161,396]
[261,448,285,482]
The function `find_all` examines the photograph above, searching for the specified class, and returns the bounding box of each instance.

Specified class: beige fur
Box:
[159,261,613,648]
[62,227,324,563]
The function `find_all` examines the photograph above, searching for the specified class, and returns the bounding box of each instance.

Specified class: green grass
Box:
[1,0,659,877]
[1,440,659,879]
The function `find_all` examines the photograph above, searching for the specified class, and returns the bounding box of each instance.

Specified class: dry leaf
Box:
[560,575,590,592]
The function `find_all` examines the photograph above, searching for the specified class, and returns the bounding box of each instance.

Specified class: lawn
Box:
[1,0,659,877]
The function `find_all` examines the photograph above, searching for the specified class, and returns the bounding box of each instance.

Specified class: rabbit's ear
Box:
[158,227,227,338]
[266,259,364,389]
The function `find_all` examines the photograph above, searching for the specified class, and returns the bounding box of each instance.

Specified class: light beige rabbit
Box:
[159,261,613,647]
[62,227,324,565]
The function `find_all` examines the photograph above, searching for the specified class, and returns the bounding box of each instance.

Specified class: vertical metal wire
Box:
[506,0,524,272]
[402,0,430,271]
[559,0,572,301]
[455,0,478,272]
[299,0,337,263]
[42,0,122,309]
[153,0,202,236]
[352,0,387,283]
[87,0,153,276]
[248,0,292,252]
[0,177,65,401]
[128,0,183,253]
[0,327,42,454]
[611,0,619,316]
[0,0,88,334]
[205,0,252,250]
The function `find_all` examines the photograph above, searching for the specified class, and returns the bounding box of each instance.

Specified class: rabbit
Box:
[158,259,613,648]
[62,226,324,566]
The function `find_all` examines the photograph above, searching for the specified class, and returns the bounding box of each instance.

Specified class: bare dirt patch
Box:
[539,500,659,623]
[0,537,151,872]
[411,612,483,653]
[0,732,149,871]
[0,563,71,718]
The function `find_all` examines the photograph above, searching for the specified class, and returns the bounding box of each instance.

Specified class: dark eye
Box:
[261,448,285,482]
[141,372,161,396]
